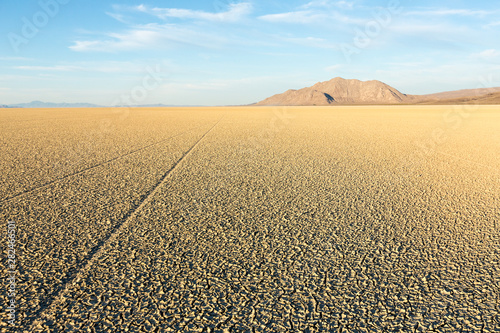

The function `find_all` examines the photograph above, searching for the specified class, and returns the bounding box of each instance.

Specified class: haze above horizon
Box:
[1,0,500,106]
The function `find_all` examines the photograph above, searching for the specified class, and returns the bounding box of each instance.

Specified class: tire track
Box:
[27,116,223,332]
[0,124,206,204]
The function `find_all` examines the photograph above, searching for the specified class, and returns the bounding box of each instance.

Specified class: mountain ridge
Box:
[0,101,200,108]
[3,79,500,108]
[4,101,103,108]
[255,77,500,106]
[255,77,411,106]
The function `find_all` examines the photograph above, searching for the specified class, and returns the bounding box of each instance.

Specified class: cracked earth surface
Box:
[1,106,499,332]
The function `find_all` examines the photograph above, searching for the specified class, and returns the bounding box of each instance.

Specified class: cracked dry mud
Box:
[1,106,499,332]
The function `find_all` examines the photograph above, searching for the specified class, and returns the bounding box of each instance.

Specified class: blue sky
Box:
[1,0,500,105]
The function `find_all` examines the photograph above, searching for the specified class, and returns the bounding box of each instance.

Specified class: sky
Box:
[1,0,500,105]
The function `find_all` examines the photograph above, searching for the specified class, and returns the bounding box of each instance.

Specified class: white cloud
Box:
[13,61,157,74]
[162,82,227,91]
[281,36,338,49]
[15,65,79,71]
[0,57,34,61]
[335,1,354,10]
[301,1,354,10]
[301,0,326,9]
[258,9,362,25]
[486,21,500,27]
[70,24,227,52]
[384,61,430,68]
[71,28,164,52]
[106,12,130,24]
[405,9,491,17]
[74,3,252,52]
[472,49,500,61]
[325,64,343,71]
[387,21,470,39]
[259,10,327,24]
[133,2,252,22]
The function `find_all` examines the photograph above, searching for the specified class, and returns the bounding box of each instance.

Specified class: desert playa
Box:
[1,105,499,332]
[2,0,500,331]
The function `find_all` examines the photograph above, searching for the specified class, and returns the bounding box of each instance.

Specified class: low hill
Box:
[10,101,103,108]
[417,91,500,105]
[417,87,500,102]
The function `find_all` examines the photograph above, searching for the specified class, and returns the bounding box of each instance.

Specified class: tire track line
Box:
[28,116,223,331]
[1,124,207,204]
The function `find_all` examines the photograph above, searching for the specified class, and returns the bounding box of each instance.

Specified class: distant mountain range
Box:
[0,101,189,108]
[2,101,103,108]
[3,79,500,108]
[255,77,500,106]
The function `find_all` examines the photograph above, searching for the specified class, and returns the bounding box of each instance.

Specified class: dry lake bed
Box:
[1,106,499,332]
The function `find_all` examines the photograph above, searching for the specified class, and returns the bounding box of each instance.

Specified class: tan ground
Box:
[1,106,499,332]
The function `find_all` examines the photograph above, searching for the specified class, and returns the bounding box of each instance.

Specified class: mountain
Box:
[416,87,500,103]
[1,101,203,108]
[4,81,500,108]
[417,91,500,105]
[256,77,413,106]
[8,101,103,108]
[255,77,500,106]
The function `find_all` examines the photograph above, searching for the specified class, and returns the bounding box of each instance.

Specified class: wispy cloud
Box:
[258,9,362,25]
[14,61,164,74]
[335,1,354,10]
[259,10,324,24]
[71,28,163,52]
[132,2,252,22]
[70,24,227,52]
[472,49,500,61]
[301,0,328,9]
[301,0,354,10]
[485,21,500,27]
[281,36,338,49]
[105,12,130,24]
[0,57,34,61]
[338,1,355,9]
[387,21,470,39]
[325,64,343,72]
[384,61,430,68]
[404,9,491,17]
[71,3,252,52]
[15,65,81,72]
[161,82,227,91]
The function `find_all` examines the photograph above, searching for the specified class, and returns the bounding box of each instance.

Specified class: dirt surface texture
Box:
[1,106,499,332]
